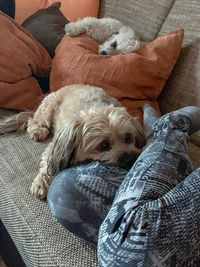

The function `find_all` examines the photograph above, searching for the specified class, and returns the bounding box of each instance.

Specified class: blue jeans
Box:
[48,111,200,266]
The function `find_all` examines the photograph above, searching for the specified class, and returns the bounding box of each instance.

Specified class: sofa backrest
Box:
[99,0,175,41]
[158,0,200,114]
[99,0,200,115]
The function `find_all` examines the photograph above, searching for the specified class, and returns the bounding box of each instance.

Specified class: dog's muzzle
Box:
[118,153,138,170]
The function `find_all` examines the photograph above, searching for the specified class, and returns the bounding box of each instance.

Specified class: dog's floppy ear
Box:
[47,117,83,177]
[132,118,146,149]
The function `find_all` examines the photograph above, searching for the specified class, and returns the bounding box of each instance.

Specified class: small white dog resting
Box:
[65,17,144,55]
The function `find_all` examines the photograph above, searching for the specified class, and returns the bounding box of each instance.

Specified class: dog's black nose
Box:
[118,153,137,170]
[100,50,107,55]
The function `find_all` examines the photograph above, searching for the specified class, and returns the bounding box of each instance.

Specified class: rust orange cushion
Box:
[15,0,100,24]
[50,29,184,121]
[0,11,52,110]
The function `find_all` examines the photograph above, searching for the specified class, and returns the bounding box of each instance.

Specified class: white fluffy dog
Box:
[0,84,146,199]
[65,17,144,55]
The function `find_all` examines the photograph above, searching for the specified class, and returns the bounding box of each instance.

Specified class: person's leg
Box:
[98,106,200,267]
[142,103,160,139]
[47,161,128,245]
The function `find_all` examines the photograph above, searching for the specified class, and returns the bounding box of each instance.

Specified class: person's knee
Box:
[47,162,127,245]
[47,162,126,223]
[47,166,101,245]
[47,168,80,223]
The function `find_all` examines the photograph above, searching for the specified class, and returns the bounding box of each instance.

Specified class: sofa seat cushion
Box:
[0,106,200,267]
[0,111,98,267]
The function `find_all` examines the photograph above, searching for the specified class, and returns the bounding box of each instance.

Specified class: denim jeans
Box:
[48,111,200,266]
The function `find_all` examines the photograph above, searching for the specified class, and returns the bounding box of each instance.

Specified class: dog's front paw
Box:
[30,174,49,200]
[64,23,82,36]
[27,125,50,142]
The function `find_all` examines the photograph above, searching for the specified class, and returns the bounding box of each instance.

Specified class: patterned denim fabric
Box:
[98,113,200,267]
[48,112,200,266]
[47,162,128,245]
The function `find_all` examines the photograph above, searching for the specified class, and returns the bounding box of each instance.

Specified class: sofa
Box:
[0,0,200,266]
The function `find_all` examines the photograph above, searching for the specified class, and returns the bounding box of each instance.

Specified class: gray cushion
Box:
[99,0,175,41]
[157,0,200,146]
[158,0,200,114]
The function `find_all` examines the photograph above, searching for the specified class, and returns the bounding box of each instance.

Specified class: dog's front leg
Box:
[27,92,59,142]
[65,20,88,36]
[65,17,100,37]
[30,143,53,199]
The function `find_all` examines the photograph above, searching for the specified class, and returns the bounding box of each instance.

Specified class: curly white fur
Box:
[65,17,145,55]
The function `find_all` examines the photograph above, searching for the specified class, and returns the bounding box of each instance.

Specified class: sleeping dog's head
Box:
[47,106,146,176]
[99,26,141,55]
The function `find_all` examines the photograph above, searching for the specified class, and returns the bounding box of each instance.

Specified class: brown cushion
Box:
[0,11,52,110]
[15,0,100,24]
[22,2,69,57]
[50,29,184,122]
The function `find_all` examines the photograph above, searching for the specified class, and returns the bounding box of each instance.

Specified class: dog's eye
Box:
[125,133,133,144]
[98,139,110,151]
[113,32,119,35]
[111,41,117,49]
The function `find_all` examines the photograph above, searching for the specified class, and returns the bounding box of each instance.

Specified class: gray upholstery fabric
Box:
[0,110,98,267]
[188,142,200,169]
[99,0,176,41]
[157,0,200,147]
[158,0,200,114]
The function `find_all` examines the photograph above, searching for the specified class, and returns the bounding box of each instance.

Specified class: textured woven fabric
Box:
[99,0,176,41]
[157,0,200,146]
[158,0,200,113]
[0,110,98,267]
[48,162,128,246]
[188,141,200,168]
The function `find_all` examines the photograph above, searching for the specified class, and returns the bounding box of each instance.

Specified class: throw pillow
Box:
[50,29,184,121]
[0,11,52,110]
[22,2,68,57]
[15,0,100,24]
